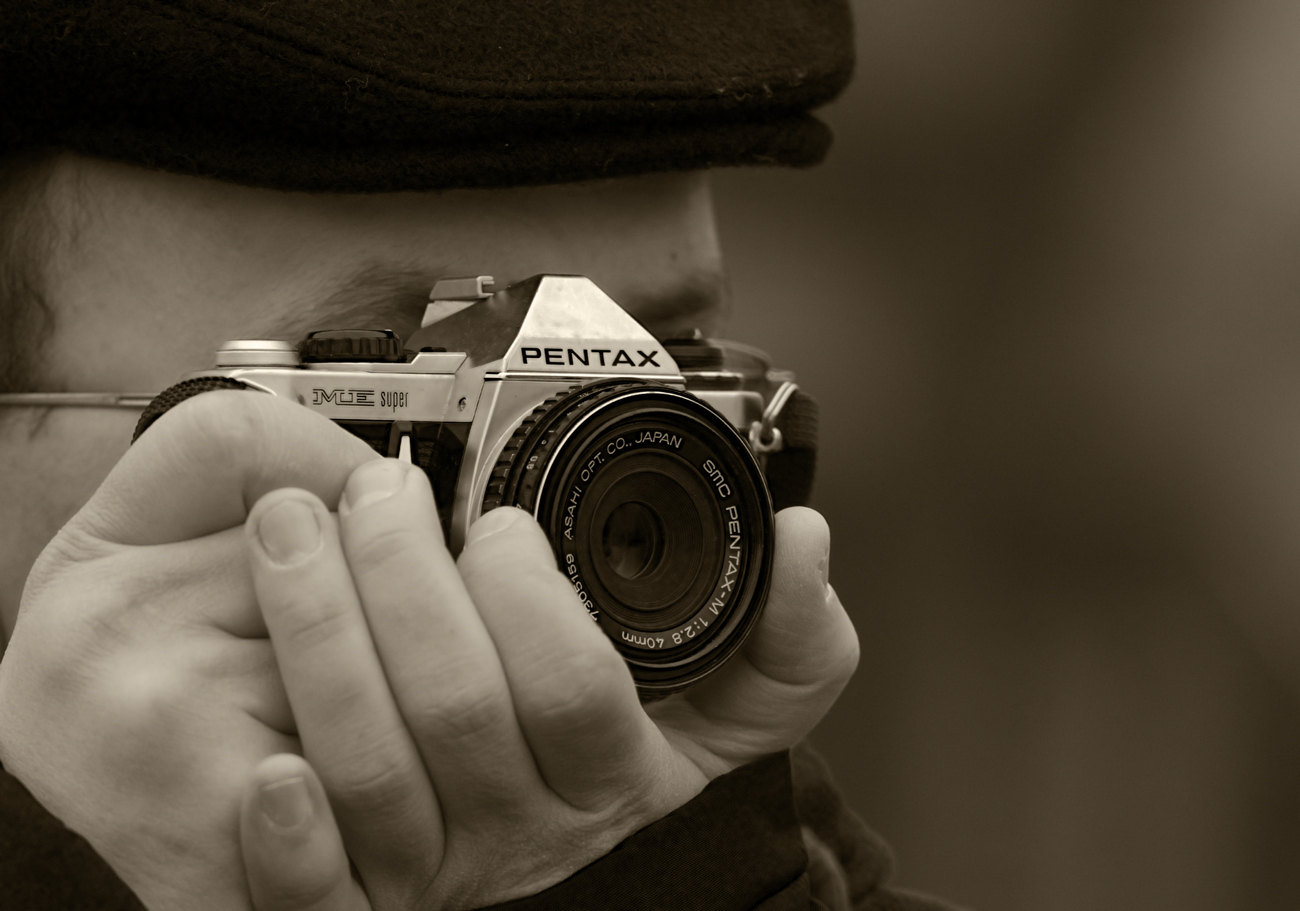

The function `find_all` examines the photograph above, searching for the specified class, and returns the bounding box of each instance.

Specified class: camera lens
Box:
[484,380,774,695]
[602,500,665,580]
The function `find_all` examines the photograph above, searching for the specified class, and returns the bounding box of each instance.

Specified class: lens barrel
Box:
[484,380,774,695]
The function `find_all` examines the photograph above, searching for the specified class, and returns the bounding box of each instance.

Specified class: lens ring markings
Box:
[557,425,738,648]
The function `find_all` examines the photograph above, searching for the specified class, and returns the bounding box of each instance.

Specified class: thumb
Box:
[666,507,860,765]
[241,754,371,911]
[73,390,377,546]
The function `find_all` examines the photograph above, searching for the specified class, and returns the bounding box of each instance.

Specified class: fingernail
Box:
[819,552,830,588]
[466,506,527,546]
[343,459,408,513]
[257,499,321,565]
[259,775,311,830]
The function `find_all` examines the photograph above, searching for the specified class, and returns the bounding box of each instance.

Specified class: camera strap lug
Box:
[748,380,798,464]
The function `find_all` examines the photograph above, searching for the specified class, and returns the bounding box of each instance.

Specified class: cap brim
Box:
[2,0,854,191]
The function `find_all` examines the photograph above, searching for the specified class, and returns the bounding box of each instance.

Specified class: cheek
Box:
[601,172,722,288]
[0,410,134,635]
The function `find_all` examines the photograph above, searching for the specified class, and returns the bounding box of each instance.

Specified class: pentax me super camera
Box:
[138,275,814,694]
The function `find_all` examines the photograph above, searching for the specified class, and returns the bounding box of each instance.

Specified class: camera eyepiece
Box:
[485,379,775,696]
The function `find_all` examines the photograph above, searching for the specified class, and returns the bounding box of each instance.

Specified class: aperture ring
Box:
[481,379,647,516]
[481,387,576,513]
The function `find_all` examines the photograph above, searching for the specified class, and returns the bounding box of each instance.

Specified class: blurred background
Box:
[712,0,1300,908]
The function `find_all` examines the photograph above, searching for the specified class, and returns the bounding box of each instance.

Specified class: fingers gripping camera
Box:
[136,275,810,694]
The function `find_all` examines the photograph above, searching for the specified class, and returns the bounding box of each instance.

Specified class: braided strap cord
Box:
[131,377,260,443]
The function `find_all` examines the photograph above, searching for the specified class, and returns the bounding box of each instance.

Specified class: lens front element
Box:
[601,499,666,580]
[485,381,775,695]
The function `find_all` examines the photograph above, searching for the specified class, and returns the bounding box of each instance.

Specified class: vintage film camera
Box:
[138,275,813,695]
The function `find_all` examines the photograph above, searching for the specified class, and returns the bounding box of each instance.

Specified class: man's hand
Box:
[0,391,378,910]
[0,384,856,911]
[235,453,857,910]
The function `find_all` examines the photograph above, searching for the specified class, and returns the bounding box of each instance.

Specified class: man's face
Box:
[0,156,726,637]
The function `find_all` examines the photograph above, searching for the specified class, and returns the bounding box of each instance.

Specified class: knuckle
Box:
[457,553,576,635]
[518,646,628,731]
[257,873,340,911]
[96,662,199,775]
[324,732,423,819]
[344,521,427,577]
[273,595,356,656]
[103,662,180,729]
[405,677,513,745]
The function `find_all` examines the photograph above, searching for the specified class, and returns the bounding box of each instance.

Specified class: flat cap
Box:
[0,0,855,192]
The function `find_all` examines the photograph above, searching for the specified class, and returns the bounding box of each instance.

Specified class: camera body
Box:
[168,275,795,694]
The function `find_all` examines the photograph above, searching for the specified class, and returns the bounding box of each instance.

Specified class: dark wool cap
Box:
[0,0,855,192]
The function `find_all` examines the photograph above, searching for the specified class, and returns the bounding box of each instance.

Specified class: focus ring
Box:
[481,380,647,515]
[481,388,576,513]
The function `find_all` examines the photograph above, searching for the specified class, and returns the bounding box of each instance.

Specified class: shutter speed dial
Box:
[299,329,404,363]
